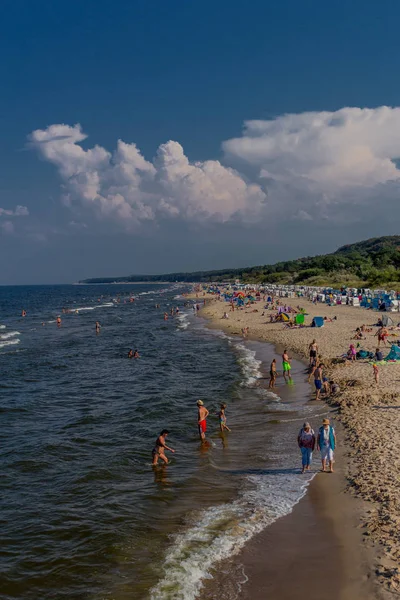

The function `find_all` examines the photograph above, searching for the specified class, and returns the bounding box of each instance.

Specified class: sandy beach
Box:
[193,292,400,595]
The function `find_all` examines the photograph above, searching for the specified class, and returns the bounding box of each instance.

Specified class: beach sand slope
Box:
[196,294,400,593]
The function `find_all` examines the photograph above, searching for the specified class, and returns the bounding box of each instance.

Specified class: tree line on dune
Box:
[80,235,400,288]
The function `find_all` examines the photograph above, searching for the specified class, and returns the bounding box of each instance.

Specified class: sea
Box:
[0,284,325,600]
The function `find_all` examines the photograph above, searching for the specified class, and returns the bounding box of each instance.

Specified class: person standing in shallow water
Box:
[314,363,323,400]
[309,339,318,366]
[269,359,277,389]
[297,422,316,473]
[218,403,231,432]
[317,418,336,473]
[152,429,175,465]
[282,349,292,382]
[197,400,209,441]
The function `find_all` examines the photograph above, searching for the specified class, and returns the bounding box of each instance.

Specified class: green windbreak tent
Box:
[295,314,305,325]
[384,345,400,361]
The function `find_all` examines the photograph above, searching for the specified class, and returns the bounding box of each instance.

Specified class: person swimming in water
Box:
[128,349,134,358]
[95,321,101,333]
[56,316,62,327]
[133,349,140,358]
[152,429,175,465]
[197,400,209,441]
[218,403,231,432]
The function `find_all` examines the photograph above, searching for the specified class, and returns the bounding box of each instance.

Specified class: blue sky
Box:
[1,0,400,283]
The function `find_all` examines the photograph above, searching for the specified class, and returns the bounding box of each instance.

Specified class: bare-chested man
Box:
[282,349,292,382]
[314,363,323,400]
[308,339,318,366]
[197,400,209,441]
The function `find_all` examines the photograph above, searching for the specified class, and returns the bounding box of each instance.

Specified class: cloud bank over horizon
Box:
[27,106,400,233]
[28,124,266,229]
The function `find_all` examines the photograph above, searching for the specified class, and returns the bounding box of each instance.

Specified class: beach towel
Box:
[356,350,374,359]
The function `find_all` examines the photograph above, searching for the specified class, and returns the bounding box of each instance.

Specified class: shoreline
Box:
[200,430,378,600]
[192,293,399,597]
[74,281,174,285]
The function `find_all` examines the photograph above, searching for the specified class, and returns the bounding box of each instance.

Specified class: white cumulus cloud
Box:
[223,106,400,189]
[28,124,266,228]
[0,205,29,217]
[222,106,400,224]
[28,108,400,233]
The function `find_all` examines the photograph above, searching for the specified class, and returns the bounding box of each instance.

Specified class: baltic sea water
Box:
[1,284,323,600]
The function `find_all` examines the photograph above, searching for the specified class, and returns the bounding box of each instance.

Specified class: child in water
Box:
[218,403,231,432]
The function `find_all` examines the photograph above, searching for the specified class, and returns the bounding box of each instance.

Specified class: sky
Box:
[2,0,400,284]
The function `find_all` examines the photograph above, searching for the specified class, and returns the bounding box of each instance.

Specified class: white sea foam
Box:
[0,338,20,349]
[0,331,20,340]
[201,328,262,386]
[265,390,281,401]
[257,388,281,402]
[0,324,6,329]
[150,470,314,600]
[279,410,330,423]
[233,342,262,386]
[176,313,190,330]
[73,303,114,312]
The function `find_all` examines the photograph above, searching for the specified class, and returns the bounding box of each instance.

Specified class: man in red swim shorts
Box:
[197,400,209,441]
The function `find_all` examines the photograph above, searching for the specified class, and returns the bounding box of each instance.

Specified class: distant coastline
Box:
[77,235,400,287]
[74,281,174,285]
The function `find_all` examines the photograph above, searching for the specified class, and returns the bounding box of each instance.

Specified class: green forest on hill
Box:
[80,236,400,287]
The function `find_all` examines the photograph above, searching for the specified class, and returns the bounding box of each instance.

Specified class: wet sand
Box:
[198,383,381,600]
[201,432,381,600]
